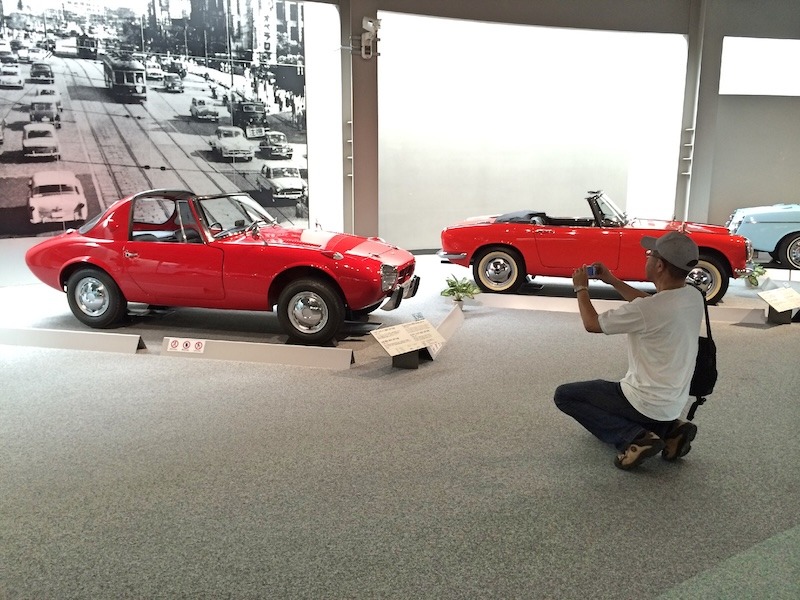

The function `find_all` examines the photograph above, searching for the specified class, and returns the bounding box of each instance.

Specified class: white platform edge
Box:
[438,303,466,340]
[161,337,354,370]
[0,328,145,354]
[477,293,769,325]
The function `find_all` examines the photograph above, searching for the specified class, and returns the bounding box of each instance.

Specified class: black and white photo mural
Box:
[0,0,308,238]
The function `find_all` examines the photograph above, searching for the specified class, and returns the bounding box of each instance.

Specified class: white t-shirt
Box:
[598,285,705,421]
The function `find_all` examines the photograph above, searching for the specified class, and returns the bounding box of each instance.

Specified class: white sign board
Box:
[757,287,800,313]
[370,320,446,357]
[165,337,207,354]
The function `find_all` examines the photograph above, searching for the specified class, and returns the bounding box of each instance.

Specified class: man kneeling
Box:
[554,231,704,470]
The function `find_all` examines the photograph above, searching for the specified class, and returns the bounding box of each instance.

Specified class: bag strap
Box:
[688,284,712,421]
[690,283,713,339]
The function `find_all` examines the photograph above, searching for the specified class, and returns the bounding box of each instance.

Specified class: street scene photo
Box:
[0,0,308,237]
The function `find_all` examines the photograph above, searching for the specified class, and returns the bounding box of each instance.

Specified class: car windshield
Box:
[220,129,241,138]
[270,167,300,178]
[27,130,54,139]
[38,89,56,96]
[34,184,77,195]
[197,194,276,234]
[595,192,629,226]
[266,133,286,143]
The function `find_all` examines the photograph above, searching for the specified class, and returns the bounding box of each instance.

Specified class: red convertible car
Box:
[26,190,420,344]
[438,190,752,305]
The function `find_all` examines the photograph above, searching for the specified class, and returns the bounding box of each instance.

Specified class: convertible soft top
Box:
[494,210,547,224]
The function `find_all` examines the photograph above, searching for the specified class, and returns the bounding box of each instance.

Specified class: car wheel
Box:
[777,233,800,269]
[687,254,729,305]
[473,247,526,293]
[277,278,345,344]
[66,268,127,328]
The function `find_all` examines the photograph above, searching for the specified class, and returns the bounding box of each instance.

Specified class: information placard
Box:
[165,337,207,354]
[757,287,800,313]
[370,320,446,357]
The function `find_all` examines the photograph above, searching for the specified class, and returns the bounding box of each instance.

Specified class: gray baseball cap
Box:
[641,231,699,270]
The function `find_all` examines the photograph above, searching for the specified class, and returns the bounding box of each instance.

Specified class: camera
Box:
[586,265,597,277]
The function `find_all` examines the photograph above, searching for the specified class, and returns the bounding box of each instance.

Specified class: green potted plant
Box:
[744,263,767,287]
[441,274,482,302]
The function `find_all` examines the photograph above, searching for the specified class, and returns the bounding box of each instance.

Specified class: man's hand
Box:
[572,266,590,288]
[584,262,613,284]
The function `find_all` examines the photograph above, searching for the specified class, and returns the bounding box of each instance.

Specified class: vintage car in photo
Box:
[255,165,307,203]
[22,123,60,160]
[259,130,293,159]
[190,96,219,121]
[727,203,800,270]
[27,47,48,63]
[32,85,62,111]
[28,170,88,224]
[29,61,55,84]
[30,98,61,128]
[145,61,165,80]
[209,125,255,161]
[162,72,184,92]
[0,63,24,88]
[438,190,752,305]
[25,190,420,345]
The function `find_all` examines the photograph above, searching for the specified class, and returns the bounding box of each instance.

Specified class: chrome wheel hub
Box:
[688,267,714,294]
[75,277,109,316]
[484,257,514,284]
[788,239,800,267]
[287,291,328,333]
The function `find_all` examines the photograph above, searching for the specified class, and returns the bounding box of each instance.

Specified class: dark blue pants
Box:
[554,380,676,451]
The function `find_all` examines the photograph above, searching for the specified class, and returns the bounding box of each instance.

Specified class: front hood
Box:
[271,177,305,190]
[23,140,57,150]
[30,194,83,209]
[257,227,404,260]
[730,203,800,221]
[445,215,500,229]
[219,140,252,150]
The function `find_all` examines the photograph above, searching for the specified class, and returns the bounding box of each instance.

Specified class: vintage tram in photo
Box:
[77,34,99,59]
[101,53,147,103]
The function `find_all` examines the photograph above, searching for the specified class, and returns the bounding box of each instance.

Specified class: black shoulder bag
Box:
[688,287,717,420]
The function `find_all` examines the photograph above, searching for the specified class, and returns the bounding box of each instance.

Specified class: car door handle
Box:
[124,250,139,258]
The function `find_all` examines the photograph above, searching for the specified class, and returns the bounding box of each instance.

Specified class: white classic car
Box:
[728,203,800,270]
[190,97,219,121]
[0,63,24,88]
[28,170,88,224]
[22,123,60,160]
[209,125,254,161]
[255,165,308,203]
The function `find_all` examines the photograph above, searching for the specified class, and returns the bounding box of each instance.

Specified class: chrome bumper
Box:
[436,249,468,262]
[381,275,421,311]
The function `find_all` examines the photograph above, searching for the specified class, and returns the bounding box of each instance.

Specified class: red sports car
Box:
[26,190,420,344]
[438,190,752,305]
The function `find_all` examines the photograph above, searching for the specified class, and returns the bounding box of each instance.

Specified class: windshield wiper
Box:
[246,219,269,234]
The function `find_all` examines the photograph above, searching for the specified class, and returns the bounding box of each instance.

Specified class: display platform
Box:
[2,241,797,365]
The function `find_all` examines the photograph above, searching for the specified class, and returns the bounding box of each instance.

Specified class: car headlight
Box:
[380,264,398,291]
[727,216,743,234]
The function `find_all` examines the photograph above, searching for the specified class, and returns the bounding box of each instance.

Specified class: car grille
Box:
[397,264,415,284]
[275,188,304,199]
[27,147,58,155]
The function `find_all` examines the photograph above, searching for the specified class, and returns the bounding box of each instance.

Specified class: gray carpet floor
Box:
[2,246,799,599]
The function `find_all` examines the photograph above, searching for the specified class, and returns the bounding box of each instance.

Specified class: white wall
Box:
[304,2,345,233]
[376,13,687,249]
